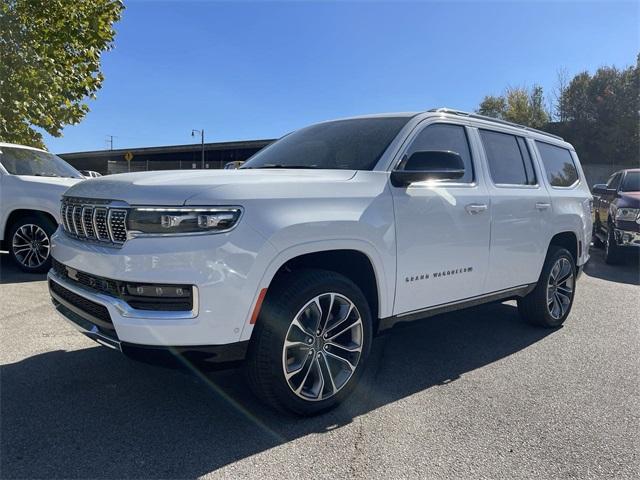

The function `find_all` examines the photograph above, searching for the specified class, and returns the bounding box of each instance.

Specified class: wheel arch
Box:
[240,241,389,341]
[548,231,579,263]
[1,209,58,247]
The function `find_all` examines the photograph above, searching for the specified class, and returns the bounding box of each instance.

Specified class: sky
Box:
[43,0,639,154]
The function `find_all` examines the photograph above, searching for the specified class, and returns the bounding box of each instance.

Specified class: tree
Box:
[476,85,549,129]
[0,0,123,149]
[552,67,569,122]
[475,55,639,167]
[551,57,639,166]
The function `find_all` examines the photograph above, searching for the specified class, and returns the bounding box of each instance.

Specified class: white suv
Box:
[0,143,83,272]
[48,109,592,415]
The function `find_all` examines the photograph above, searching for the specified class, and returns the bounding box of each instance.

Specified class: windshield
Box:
[0,146,82,178]
[242,117,411,170]
[620,171,640,192]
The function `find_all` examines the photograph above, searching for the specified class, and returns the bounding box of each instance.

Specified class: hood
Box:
[63,169,357,205]
[17,175,81,189]
[618,191,640,208]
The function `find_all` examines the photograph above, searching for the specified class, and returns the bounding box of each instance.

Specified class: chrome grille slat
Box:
[94,208,110,241]
[60,198,128,247]
[65,205,74,233]
[73,206,84,235]
[82,207,95,238]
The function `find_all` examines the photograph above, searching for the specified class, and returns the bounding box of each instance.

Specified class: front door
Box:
[391,122,491,315]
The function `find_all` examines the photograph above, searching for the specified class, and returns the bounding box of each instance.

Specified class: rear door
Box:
[476,129,552,292]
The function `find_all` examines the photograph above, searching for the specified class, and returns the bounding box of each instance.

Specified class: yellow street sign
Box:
[124,151,134,162]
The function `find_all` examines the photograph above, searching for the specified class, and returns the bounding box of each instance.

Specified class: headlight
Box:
[615,207,640,222]
[128,207,242,236]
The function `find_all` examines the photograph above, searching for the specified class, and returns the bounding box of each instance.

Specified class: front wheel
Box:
[591,218,604,248]
[246,269,372,415]
[604,227,623,265]
[518,246,576,328]
[8,215,56,273]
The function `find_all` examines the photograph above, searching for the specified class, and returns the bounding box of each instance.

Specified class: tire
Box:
[604,226,623,265]
[246,269,373,416]
[8,215,56,273]
[518,246,576,328]
[591,218,604,248]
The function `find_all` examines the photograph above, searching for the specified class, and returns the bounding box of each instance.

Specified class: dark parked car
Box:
[592,169,640,264]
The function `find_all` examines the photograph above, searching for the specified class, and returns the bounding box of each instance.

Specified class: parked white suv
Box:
[0,143,83,272]
[48,109,592,415]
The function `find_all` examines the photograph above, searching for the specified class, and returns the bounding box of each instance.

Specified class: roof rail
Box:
[427,107,564,141]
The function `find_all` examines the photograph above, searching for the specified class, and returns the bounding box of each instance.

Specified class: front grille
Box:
[49,279,114,329]
[52,259,194,312]
[61,197,128,246]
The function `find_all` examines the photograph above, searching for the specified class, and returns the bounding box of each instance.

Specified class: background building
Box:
[59,139,274,175]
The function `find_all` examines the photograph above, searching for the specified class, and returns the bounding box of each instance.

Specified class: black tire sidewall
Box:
[252,270,373,415]
[605,227,622,264]
[8,215,56,273]
[538,247,577,327]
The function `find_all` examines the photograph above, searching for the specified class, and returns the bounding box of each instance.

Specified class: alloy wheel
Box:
[12,224,51,269]
[282,293,363,401]
[546,257,574,320]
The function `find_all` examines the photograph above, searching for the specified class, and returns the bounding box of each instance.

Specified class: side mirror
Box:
[391,150,465,187]
[592,183,614,195]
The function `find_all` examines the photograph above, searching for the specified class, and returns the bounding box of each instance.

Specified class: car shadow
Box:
[1,302,554,479]
[584,246,640,286]
[0,253,47,285]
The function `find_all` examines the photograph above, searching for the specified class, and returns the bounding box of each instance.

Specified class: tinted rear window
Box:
[479,130,534,185]
[536,141,579,187]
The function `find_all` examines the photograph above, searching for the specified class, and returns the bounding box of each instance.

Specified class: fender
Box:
[239,238,392,342]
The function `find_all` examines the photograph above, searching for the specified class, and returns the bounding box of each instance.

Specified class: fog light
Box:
[126,284,192,298]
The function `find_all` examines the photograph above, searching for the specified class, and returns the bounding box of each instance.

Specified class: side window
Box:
[606,173,621,190]
[405,124,474,183]
[479,130,534,185]
[535,141,579,187]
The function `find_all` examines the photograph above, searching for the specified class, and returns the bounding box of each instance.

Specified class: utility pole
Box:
[191,129,205,168]
[106,135,115,150]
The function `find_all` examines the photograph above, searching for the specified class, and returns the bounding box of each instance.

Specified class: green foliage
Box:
[548,56,639,166]
[476,55,639,166]
[0,0,123,149]
[477,85,549,129]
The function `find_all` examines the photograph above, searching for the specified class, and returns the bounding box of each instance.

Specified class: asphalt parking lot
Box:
[1,249,638,479]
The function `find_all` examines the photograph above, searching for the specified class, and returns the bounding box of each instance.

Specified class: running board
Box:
[378,284,536,332]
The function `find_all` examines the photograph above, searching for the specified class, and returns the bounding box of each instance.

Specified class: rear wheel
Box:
[246,269,372,415]
[8,215,56,273]
[518,246,576,328]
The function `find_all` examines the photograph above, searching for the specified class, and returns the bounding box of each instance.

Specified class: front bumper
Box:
[614,228,640,247]
[50,282,249,367]
[49,224,277,345]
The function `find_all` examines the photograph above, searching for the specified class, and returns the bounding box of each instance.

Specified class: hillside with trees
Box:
[477,56,639,169]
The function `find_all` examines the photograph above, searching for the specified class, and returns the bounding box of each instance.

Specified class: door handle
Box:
[535,202,551,210]
[465,203,488,214]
